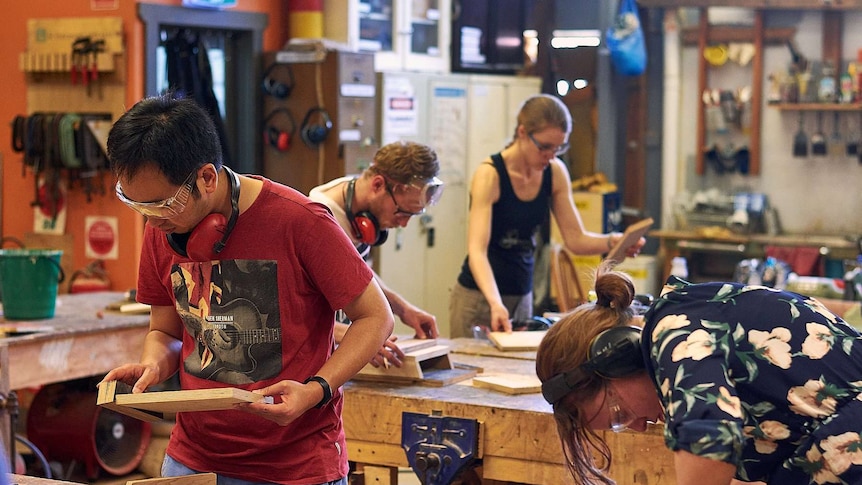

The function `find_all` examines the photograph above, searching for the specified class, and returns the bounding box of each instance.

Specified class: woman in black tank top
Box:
[449,94,646,338]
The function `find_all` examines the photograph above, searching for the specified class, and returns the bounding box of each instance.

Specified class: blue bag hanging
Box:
[606,0,647,76]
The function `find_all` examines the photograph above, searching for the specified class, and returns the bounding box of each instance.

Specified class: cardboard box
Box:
[615,255,658,296]
[573,191,622,233]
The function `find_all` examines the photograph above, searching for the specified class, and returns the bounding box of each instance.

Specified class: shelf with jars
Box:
[771,103,862,111]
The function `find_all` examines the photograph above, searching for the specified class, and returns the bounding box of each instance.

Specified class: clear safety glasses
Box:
[115,169,197,219]
[385,176,445,217]
[528,132,570,156]
[607,385,637,433]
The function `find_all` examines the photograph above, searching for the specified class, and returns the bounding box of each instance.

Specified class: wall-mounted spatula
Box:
[792,111,808,157]
[811,111,827,156]
[849,111,860,156]
[829,111,844,157]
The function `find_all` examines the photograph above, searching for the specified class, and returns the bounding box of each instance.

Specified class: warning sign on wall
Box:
[85,216,118,260]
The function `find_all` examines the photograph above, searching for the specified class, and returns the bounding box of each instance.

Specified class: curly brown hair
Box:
[365,140,439,185]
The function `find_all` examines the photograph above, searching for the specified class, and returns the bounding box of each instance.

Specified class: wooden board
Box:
[105,299,151,314]
[126,474,216,485]
[472,374,542,395]
[389,337,438,354]
[605,217,654,265]
[449,338,537,361]
[117,387,268,412]
[487,331,547,351]
[98,380,270,420]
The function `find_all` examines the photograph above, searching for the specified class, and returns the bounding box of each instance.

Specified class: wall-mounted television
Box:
[451,0,529,74]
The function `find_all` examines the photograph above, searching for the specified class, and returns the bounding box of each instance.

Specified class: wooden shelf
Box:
[771,103,862,111]
[681,26,795,46]
[640,0,862,9]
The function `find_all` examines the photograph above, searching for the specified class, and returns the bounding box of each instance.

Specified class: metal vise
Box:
[401,410,480,485]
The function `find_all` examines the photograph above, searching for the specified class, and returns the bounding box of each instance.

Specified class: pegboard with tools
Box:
[19,16,126,107]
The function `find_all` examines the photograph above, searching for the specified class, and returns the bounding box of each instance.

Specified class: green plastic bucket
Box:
[0,249,65,320]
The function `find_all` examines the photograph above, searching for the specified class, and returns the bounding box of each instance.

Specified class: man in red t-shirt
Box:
[100,94,392,485]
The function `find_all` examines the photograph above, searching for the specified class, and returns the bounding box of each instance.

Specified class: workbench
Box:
[0,292,150,458]
[343,338,676,485]
[652,229,858,282]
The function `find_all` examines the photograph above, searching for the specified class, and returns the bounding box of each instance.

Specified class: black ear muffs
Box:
[263,108,297,152]
[541,325,644,405]
[300,107,332,147]
[166,167,241,261]
[261,62,294,99]
[345,177,388,246]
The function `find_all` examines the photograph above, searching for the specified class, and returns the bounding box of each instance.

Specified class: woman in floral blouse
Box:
[536,266,862,485]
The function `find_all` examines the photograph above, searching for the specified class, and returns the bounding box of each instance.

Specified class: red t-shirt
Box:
[136,177,373,484]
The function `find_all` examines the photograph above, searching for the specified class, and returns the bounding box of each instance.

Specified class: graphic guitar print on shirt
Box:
[178,297,281,384]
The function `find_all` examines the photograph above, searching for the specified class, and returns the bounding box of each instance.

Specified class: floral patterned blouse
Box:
[641,277,862,484]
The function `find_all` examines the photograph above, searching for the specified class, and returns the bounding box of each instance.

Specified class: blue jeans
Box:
[162,453,347,485]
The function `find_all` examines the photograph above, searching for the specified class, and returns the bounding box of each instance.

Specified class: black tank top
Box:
[457,153,552,295]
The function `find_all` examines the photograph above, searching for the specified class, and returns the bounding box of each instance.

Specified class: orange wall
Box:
[1,0,288,293]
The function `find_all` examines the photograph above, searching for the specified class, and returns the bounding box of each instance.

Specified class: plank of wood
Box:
[421,365,479,387]
[605,217,654,265]
[125,473,216,485]
[115,387,269,413]
[487,331,547,351]
[472,374,542,395]
[449,338,537,361]
[99,380,270,417]
[105,300,151,314]
[391,337,438,354]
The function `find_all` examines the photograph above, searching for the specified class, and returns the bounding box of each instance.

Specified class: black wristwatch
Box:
[304,375,332,408]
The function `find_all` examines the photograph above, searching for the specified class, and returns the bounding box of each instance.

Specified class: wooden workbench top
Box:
[345,351,548,412]
[448,336,538,361]
[0,291,150,392]
[0,291,149,342]
[343,350,675,484]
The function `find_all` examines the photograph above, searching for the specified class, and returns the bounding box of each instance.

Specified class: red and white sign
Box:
[85,216,118,260]
[33,178,67,235]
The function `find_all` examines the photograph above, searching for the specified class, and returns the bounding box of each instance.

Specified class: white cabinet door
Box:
[324,0,451,73]
[375,73,539,337]
[400,0,451,73]
[376,72,470,337]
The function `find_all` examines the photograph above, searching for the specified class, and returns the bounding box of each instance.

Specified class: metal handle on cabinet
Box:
[677,240,747,253]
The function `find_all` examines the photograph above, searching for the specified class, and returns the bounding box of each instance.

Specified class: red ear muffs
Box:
[344,177,388,246]
[265,125,290,151]
[166,214,227,261]
[350,211,388,246]
[263,108,296,152]
[165,167,241,261]
[185,213,228,261]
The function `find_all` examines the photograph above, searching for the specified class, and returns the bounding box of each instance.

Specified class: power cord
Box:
[0,391,52,479]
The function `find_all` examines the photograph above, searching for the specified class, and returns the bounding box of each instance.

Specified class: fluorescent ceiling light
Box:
[551,29,601,49]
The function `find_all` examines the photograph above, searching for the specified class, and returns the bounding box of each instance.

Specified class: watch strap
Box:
[304,375,332,408]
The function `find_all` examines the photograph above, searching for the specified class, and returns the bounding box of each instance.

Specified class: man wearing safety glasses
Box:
[99,94,392,485]
[310,141,443,368]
